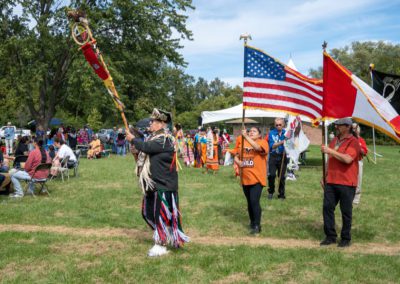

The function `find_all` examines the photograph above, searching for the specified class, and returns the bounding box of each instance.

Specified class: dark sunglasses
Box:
[275,124,282,126]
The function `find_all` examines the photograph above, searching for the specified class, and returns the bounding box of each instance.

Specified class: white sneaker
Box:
[286,174,296,181]
[9,193,23,198]
[147,244,169,257]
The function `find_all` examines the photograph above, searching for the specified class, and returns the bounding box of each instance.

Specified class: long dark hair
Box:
[34,137,47,163]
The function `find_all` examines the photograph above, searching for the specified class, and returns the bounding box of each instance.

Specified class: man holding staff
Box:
[320,117,360,247]
[126,108,189,257]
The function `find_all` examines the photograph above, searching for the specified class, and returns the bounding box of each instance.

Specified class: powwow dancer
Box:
[182,133,194,167]
[126,109,189,257]
[205,128,219,173]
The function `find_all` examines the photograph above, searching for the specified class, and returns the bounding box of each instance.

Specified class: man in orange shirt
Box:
[234,127,269,234]
[320,117,360,248]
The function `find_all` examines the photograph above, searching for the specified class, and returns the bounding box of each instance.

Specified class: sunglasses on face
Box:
[275,124,282,127]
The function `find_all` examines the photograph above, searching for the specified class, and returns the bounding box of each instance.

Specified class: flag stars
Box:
[245,47,285,80]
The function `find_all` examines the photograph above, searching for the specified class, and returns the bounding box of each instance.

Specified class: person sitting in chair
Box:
[9,138,51,198]
[50,137,77,177]
[13,136,29,169]
[87,135,101,159]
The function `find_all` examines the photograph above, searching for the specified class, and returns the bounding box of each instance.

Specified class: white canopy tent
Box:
[201,103,311,125]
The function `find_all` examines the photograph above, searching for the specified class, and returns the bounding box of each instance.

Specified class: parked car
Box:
[97,129,114,143]
[0,126,31,140]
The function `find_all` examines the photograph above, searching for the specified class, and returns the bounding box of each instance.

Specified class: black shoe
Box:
[278,196,286,200]
[250,226,261,234]
[338,239,351,248]
[320,238,336,246]
[267,193,273,200]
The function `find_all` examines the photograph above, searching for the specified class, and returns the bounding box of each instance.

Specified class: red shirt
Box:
[24,149,51,179]
[326,135,360,187]
[358,137,368,157]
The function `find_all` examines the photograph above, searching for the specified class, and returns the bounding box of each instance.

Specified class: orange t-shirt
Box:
[229,135,243,156]
[326,135,360,187]
[235,138,269,186]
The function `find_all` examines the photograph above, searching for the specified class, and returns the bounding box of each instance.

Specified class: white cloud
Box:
[183,0,384,56]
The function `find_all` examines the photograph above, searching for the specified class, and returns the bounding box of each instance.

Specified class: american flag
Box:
[243,46,323,120]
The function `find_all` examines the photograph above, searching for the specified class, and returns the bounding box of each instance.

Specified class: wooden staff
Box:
[67,9,129,131]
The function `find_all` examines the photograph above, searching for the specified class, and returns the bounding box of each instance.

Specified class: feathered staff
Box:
[67,9,130,132]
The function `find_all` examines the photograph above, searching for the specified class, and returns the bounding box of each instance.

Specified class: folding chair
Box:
[25,163,52,196]
[51,156,70,182]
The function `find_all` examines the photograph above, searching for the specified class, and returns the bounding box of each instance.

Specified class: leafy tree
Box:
[0,0,193,129]
[87,107,102,131]
[309,41,400,81]
[175,78,242,129]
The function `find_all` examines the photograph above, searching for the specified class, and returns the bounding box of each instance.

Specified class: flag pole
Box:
[369,63,379,163]
[239,33,252,183]
[321,41,328,185]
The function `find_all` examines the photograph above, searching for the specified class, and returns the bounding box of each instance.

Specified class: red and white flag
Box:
[323,53,400,142]
[243,46,323,121]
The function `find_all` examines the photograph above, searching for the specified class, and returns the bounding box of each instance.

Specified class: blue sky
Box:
[180,0,400,87]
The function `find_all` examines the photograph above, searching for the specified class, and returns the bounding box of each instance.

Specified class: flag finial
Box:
[239,33,252,45]
[322,41,328,51]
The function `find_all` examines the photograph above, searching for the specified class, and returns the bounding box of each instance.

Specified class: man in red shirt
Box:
[320,117,361,247]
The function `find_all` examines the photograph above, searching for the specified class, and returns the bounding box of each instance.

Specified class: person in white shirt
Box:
[51,137,77,177]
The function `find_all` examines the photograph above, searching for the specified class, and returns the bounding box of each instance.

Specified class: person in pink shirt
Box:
[9,138,51,198]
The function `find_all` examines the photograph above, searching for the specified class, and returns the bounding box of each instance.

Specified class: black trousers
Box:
[243,183,263,228]
[323,184,356,241]
[268,153,288,197]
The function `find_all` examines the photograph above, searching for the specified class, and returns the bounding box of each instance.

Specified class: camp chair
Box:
[51,156,70,182]
[25,163,52,196]
[100,144,111,158]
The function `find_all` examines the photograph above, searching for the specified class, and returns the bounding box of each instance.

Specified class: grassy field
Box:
[0,145,399,283]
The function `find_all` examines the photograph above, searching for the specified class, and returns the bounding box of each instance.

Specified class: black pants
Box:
[323,184,356,241]
[268,153,288,198]
[243,183,263,228]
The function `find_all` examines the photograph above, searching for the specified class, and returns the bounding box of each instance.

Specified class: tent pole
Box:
[369,64,382,162]
[372,126,377,162]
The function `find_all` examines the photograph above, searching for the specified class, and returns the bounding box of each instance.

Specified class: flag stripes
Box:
[243,46,323,121]
[243,74,323,120]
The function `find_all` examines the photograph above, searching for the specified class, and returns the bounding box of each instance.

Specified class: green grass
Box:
[0,145,399,283]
